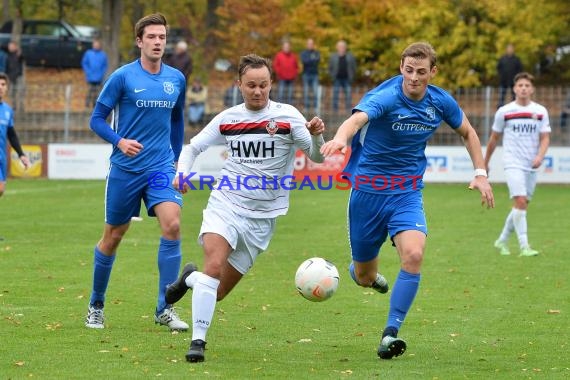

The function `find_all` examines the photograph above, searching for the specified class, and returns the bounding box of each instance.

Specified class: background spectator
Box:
[5,41,25,112]
[300,38,321,114]
[272,41,298,104]
[0,44,7,73]
[165,40,193,83]
[561,89,570,131]
[328,39,357,114]
[81,38,108,108]
[187,77,208,126]
[223,80,242,108]
[497,43,523,108]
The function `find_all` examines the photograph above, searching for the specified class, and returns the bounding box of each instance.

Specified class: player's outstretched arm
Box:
[304,116,326,163]
[320,111,368,157]
[454,114,495,209]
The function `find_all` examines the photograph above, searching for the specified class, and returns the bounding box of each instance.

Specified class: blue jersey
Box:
[344,75,463,194]
[0,101,15,164]
[98,59,186,172]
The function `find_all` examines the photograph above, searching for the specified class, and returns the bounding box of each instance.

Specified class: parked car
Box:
[0,19,93,68]
[74,25,100,39]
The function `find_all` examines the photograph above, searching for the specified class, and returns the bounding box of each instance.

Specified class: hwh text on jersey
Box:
[230,140,275,158]
[512,124,537,133]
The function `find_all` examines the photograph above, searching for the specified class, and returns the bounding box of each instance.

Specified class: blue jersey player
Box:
[85,13,187,330]
[321,42,495,359]
[0,72,30,199]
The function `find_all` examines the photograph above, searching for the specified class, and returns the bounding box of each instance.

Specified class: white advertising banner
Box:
[424,146,570,183]
[48,144,112,179]
[46,144,570,184]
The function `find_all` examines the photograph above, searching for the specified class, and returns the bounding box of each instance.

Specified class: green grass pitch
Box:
[1,179,568,378]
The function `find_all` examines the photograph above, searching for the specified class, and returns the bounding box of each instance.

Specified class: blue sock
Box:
[156,237,181,313]
[386,269,421,331]
[348,262,358,285]
[90,246,116,306]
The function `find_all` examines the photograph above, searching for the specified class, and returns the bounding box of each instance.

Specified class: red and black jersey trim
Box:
[220,121,291,135]
[504,112,543,121]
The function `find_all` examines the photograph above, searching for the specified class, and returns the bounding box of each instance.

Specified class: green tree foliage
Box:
[3,0,570,87]
[215,0,570,89]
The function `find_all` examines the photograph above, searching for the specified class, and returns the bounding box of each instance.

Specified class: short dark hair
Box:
[134,13,168,40]
[514,72,534,85]
[0,72,8,84]
[238,54,272,80]
[401,42,437,68]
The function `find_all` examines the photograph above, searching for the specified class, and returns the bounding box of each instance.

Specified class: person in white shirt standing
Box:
[167,53,326,363]
[484,72,550,257]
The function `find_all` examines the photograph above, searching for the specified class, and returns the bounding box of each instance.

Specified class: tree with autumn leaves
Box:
[2,0,570,89]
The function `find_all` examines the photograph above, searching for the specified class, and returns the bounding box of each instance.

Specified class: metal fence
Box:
[12,82,570,146]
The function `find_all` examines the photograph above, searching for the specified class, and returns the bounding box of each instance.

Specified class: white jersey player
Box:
[485,72,550,257]
[169,54,325,363]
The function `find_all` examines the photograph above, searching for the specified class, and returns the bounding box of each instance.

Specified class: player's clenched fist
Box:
[305,116,325,136]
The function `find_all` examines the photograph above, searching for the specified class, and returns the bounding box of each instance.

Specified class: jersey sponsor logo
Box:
[220,121,291,135]
[229,140,275,158]
[134,88,146,93]
[512,124,537,133]
[163,81,175,95]
[392,122,436,133]
[266,119,279,136]
[135,100,176,108]
[397,114,411,120]
[426,155,448,172]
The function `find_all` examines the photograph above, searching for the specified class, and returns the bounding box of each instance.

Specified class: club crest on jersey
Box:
[266,119,279,136]
[163,81,175,95]
[425,107,436,121]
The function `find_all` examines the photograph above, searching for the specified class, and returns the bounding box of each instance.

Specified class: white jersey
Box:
[492,101,550,170]
[178,100,324,218]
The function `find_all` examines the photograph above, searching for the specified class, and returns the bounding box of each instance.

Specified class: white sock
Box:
[498,209,515,242]
[191,273,220,342]
[511,208,529,249]
[185,271,201,288]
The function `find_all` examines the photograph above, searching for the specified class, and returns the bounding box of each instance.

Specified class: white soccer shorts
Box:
[505,168,537,200]
[198,196,276,275]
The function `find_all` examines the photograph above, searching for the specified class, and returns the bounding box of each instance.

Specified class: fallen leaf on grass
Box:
[546,309,560,314]
[14,361,25,366]
[298,338,312,343]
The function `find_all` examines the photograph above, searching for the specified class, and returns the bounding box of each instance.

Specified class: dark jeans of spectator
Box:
[86,82,102,108]
[332,78,352,113]
[302,73,319,112]
[498,85,515,108]
[277,79,295,105]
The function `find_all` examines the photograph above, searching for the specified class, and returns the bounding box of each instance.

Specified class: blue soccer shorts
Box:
[348,189,428,263]
[104,164,183,226]
[0,160,6,181]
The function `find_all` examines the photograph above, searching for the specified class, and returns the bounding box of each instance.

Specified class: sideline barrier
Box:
[39,144,570,184]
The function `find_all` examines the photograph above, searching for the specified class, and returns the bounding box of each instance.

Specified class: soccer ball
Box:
[295,257,339,302]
